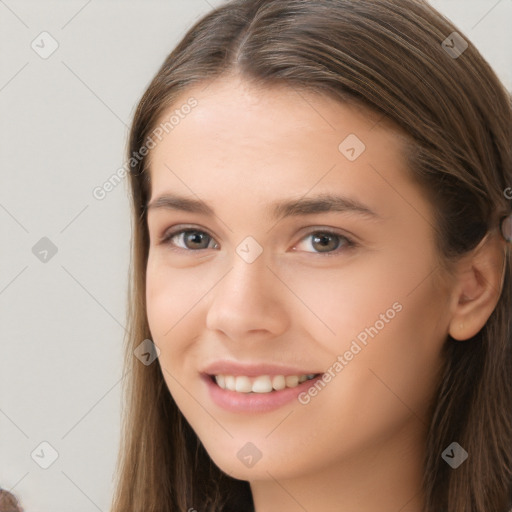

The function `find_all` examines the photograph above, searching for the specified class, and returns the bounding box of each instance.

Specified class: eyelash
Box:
[158,226,357,256]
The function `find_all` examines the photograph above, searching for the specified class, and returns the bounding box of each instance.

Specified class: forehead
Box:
[150,77,407,170]
[146,75,422,222]
[153,75,397,145]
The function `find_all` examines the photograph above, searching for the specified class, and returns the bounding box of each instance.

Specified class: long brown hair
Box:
[110,1,512,510]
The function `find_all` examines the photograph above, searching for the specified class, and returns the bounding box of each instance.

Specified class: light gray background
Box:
[0,1,510,511]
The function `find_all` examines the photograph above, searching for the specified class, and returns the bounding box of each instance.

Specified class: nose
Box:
[205,251,290,342]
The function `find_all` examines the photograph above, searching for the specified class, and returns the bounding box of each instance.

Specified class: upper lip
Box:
[201,360,323,377]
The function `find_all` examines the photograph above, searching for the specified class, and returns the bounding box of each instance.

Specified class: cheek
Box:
[316,255,447,434]
[145,262,204,409]
[145,255,209,341]
[280,245,448,425]
[271,287,445,477]
[276,241,445,353]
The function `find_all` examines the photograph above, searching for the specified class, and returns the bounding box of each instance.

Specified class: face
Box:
[145,75,453,482]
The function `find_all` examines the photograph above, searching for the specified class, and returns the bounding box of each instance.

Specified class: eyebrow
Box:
[146,192,381,221]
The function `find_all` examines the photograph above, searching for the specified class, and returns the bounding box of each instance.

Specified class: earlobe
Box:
[447,231,506,341]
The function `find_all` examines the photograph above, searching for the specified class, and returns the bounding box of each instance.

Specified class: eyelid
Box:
[158,224,358,255]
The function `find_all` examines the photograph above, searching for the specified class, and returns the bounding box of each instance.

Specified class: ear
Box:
[448,230,507,341]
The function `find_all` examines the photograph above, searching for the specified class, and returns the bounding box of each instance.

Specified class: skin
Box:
[144,73,505,512]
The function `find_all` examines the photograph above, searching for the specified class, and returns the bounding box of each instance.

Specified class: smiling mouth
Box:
[210,373,321,393]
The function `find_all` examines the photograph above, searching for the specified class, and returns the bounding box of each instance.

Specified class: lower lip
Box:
[202,374,323,413]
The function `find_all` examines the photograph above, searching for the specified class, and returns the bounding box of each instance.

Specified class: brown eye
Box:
[311,233,341,252]
[161,229,218,251]
[295,231,355,255]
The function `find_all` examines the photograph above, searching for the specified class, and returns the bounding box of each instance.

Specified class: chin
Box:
[199,436,310,482]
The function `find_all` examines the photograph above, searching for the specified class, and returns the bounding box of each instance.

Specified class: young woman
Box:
[110,0,512,511]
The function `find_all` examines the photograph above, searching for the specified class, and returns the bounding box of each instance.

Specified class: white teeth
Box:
[252,375,274,393]
[235,376,252,393]
[216,375,225,389]
[214,373,318,393]
[272,375,286,391]
[225,375,235,390]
